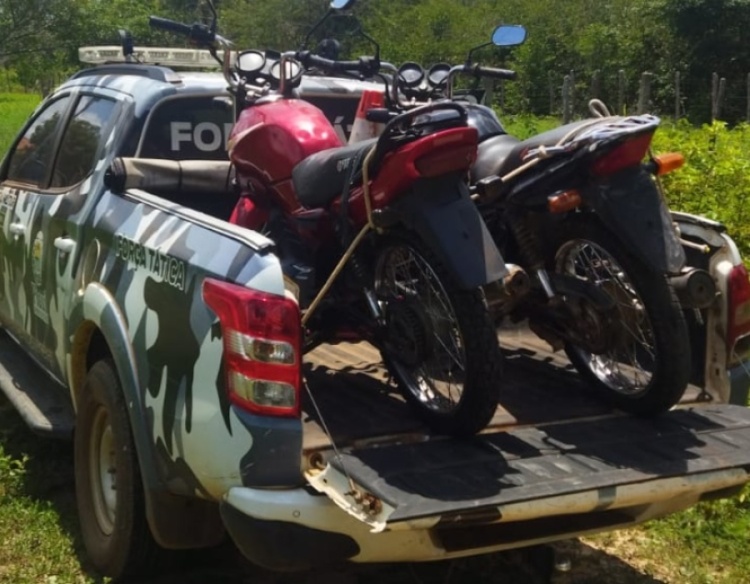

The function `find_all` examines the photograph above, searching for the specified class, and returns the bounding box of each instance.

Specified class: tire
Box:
[74,359,162,580]
[374,236,502,436]
[551,216,690,415]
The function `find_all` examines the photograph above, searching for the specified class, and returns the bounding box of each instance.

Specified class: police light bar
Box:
[78,46,236,69]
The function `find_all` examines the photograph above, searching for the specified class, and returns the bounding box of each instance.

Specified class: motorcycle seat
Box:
[292,138,378,209]
[470,134,521,183]
[471,118,607,182]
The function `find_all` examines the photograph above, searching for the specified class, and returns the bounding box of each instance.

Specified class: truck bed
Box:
[301,326,749,534]
[302,325,704,450]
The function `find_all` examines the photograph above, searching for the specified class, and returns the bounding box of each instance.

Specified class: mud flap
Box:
[393,177,508,289]
[583,169,685,274]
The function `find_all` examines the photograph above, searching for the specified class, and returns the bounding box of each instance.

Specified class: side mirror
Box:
[491,25,527,47]
[330,0,356,9]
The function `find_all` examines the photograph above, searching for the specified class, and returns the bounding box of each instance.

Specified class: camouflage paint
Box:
[0,70,304,500]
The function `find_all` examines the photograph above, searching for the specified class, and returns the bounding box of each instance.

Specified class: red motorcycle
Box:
[149,1,509,435]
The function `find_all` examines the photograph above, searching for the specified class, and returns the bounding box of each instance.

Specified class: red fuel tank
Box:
[229,99,342,188]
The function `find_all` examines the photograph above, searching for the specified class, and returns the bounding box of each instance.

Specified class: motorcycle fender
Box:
[393,177,508,289]
[582,169,685,275]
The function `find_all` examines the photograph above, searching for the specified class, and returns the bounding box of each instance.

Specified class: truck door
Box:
[0,93,75,361]
[0,89,122,380]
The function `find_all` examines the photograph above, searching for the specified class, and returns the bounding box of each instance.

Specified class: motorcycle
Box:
[331,22,713,417]
[148,0,510,436]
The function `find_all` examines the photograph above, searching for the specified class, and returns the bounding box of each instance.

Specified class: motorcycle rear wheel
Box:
[552,217,690,415]
[374,236,502,436]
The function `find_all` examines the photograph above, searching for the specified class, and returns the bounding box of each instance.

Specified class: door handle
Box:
[9,223,24,236]
[54,237,76,254]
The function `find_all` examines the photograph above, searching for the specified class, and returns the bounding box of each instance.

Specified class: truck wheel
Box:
[374,236,502,436]
[74,359,161,580]
[552,217,690,415]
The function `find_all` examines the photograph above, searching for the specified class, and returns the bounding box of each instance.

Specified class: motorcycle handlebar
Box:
[149,16,193,36]
[296,51,361,73]
[465,64,517,81]
[148,16,216,45]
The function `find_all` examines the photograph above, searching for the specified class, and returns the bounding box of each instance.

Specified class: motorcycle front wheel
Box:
[374,236,502,436]
[551,217,690,415]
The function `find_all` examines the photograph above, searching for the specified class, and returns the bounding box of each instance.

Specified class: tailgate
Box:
[306,404,750,530]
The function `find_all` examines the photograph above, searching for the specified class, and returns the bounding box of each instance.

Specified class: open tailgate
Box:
[306,405,750,531]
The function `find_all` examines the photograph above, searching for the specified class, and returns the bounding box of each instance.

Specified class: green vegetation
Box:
[2,1,750,123]
[0,94,40,156]
[0,397,94,584]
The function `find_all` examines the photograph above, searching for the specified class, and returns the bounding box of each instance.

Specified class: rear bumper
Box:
[220,466,750,570]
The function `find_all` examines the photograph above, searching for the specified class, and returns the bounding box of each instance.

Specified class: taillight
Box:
[414,144,475,177]
[591,133,653,176]
[202,278,301,417]
[727,264,750,359]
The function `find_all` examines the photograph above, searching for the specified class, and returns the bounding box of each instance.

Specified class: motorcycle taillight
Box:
[414,144,476,177]
[591,133,653,176]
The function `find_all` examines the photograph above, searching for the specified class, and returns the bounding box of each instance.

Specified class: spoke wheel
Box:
[552,217,690,415]
[375,236,502,435]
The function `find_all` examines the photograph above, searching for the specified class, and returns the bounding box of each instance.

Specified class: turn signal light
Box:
[652,152,685,175]
[548,190,582,213]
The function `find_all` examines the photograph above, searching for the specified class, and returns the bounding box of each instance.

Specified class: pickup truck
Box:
[3,60,750,582]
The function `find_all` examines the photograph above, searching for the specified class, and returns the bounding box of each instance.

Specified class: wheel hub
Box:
[90,408,117,536]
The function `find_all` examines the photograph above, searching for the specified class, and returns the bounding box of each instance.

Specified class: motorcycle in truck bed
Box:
[1,55,750,580]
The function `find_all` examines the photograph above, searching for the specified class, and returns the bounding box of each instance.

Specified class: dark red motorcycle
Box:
[149,0,508,435]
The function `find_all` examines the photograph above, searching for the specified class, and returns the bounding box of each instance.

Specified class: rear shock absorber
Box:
[350,252,383,321]
[511,217,557,299]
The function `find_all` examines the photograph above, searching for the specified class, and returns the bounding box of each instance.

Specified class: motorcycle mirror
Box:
[330,0,356,9]
[118,29,136,62]
[205,0,218,35]
[491,25,527,47]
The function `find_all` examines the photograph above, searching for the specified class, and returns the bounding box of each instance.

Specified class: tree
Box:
[664,0,750,122]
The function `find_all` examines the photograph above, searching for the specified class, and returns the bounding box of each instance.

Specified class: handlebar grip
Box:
[148,16,193,36]
[297,52,368,74]
[472,65,517,81]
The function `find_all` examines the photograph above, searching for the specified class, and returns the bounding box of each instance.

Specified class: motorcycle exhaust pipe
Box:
[484,264,531,313]
[504,264,532,298]
[668,268,717,309]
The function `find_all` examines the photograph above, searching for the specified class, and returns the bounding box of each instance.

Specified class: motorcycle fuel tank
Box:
[229,99,343,186]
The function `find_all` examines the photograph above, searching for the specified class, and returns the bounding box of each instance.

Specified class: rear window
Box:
[139,95,233,161]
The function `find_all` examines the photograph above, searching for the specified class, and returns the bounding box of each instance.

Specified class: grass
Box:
[0,396,95,584]
[0,93,41,157]
[2,96,750,582]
